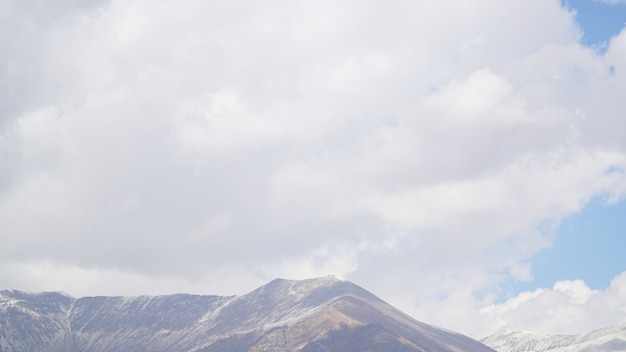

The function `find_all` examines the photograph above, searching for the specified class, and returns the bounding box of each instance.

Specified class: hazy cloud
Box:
[595,0,626,5]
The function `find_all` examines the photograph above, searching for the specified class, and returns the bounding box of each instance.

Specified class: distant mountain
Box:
[0,276,494,352]
[482,322,626,352]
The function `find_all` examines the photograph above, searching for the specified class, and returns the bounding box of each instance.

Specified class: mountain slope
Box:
[0,276,495,352]
[481,322,626,352]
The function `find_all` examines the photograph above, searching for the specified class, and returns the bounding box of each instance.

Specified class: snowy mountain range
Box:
[0,276,495,352]
[482,322,626,352]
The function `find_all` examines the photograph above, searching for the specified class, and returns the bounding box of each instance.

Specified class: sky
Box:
[1,0,626,339]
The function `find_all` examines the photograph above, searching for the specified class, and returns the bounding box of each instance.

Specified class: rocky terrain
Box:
[482,322,626,352]
[0,276,494,352]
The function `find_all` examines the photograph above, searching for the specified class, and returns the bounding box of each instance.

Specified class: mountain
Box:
[481,322,626,352]
[0,276,495,352]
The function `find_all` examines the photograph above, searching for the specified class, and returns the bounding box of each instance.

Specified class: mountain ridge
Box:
[481,322,626,352]
[0,276,495,352]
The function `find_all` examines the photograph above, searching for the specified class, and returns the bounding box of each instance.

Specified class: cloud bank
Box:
[1,0,626,338]
[482,273,626,335]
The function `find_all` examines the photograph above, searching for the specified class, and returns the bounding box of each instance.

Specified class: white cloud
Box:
[404,273,626,339]
[478,272,626,336]
[0,0,626,339]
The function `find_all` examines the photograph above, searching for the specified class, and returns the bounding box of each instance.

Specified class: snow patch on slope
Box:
[482,322,626,352]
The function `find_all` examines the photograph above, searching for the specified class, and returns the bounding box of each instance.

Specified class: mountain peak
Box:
[245,275,356,305]
[0,278,495,352]
[263,275,343,290]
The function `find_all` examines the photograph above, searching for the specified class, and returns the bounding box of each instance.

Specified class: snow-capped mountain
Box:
[482,322,626,352]
[0,276,495,352]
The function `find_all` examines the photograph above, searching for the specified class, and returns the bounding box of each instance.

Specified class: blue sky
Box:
[508,0,626,294]
[1,0,626,339]
[513,198,626,293]
[565,0,626,47]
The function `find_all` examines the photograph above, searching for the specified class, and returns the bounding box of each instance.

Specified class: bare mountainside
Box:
[482,322,626,352]
[0,276,495,352]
